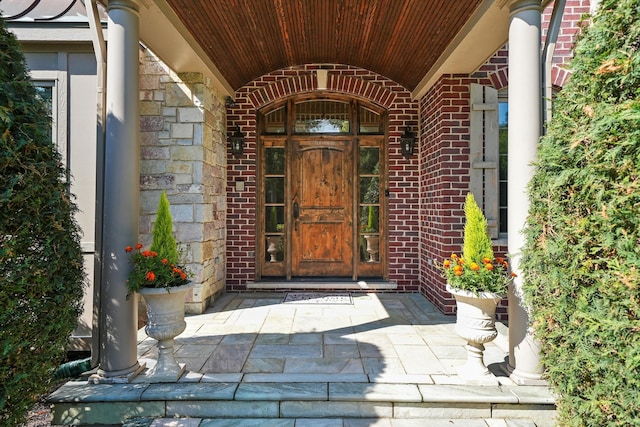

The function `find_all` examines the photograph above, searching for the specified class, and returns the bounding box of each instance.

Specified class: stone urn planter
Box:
[364,235,379,262]
[447,284,502,377]
[266,236,281,262]
[139,282,193,382]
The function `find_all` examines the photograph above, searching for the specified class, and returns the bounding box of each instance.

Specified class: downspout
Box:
[541,0,566,130]
[84,0,107,370]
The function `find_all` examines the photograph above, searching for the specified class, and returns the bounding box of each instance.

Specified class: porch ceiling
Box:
[160,0,492,93]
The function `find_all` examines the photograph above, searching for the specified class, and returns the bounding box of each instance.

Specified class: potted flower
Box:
[125,191,192,382]
[440,193,516,377]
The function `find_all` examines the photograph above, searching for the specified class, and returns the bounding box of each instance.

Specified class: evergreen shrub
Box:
[440,193,515,294]
[521,1,640,425]
[0,18,85,427]
[150,190,179,264]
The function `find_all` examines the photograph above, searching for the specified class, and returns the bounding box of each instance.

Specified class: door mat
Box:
[283,292,353,305]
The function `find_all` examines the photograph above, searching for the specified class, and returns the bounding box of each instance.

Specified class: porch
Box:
[49,292,556,426]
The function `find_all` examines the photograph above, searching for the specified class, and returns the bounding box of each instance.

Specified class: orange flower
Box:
[145,271,156,282]
[180,272,187,280]
[453,265,463,273]
[485,263,494,271]
[511,272,518,277]
[443,260,451,268]
[457,258,465,265]
[454,269,463,276]
[451,254,458,259]
[125,246,133,253]
[482,257,491,264]
[150,251,158,257]
[161,258,169,265]
[470,262,480,271]
[135,243,143,250]
[142,250,152,257]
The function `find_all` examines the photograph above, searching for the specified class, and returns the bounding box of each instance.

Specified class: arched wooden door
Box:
[257,95,386,281]
[291,138,354,276]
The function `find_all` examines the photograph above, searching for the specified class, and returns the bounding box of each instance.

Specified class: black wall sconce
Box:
[229,126,245,158]
[400,127,416,159]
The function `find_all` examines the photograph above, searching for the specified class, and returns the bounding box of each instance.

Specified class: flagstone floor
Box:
[136,292,514,386]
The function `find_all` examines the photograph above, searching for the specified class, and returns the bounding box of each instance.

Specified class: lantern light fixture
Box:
[229,126,245,158]
[400,127,416,159]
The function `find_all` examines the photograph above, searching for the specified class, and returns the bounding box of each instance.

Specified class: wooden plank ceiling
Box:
[165,0,485,91]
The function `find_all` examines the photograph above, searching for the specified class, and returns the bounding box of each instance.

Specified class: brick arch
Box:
[247,73,397,110]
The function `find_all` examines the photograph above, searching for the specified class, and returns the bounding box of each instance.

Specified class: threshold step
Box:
[246,280,398,290]
[123,417,539,427]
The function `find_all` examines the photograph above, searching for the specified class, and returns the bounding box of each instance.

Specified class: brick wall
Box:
[139,48,227,313]
[226,64,420,291]
[418,0,591,319]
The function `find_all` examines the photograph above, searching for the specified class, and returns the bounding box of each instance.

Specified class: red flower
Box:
[145,271,156,282]
[443,260,451,268]
[125,246,133,253]
[135,243,143,250]
[161,258,169,265]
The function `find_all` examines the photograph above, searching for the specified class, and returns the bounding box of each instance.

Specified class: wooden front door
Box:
[291,138,354,277]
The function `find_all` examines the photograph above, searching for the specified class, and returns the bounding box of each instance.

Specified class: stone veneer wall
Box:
[226,64,420,291]
[138,48,227,314]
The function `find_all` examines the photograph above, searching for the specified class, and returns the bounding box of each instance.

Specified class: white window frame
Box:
[30,70,67,169]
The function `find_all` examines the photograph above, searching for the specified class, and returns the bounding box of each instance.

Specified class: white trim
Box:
[30,69,68,168]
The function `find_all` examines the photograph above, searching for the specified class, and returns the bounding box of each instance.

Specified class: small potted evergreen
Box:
[125,191,192,382]
[440,193,515,376]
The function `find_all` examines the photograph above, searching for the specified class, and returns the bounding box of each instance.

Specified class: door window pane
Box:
[264,106,286,134]
[359,177,379,204]
[265,177,284,204]
[265,147,285,174]
[359,147,379,174]
[295,100,350,133]
[359,106,382,134]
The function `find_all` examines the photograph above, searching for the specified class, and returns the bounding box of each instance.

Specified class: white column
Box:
[94,0,144,381]
[507,0,545,384]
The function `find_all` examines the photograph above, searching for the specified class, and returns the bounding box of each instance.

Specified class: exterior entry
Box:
[257,96,387,281]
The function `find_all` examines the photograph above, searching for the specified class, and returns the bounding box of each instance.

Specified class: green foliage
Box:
[521,1,640,425]
[441,193,513,294]
[0,18,85,427]
[268,206,278,232]
[462,193,494,263]
[127,192,190,293]
[124,244,190,293]
[150,191,178,264]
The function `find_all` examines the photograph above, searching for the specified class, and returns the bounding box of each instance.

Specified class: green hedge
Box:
[521,1,640,425]
[0,18,85,427]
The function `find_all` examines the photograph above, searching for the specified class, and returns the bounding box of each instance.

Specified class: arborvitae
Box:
[521,0,640,425]
[462,193,493,263]
[0,17,85,427]
[150,191,179,264]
